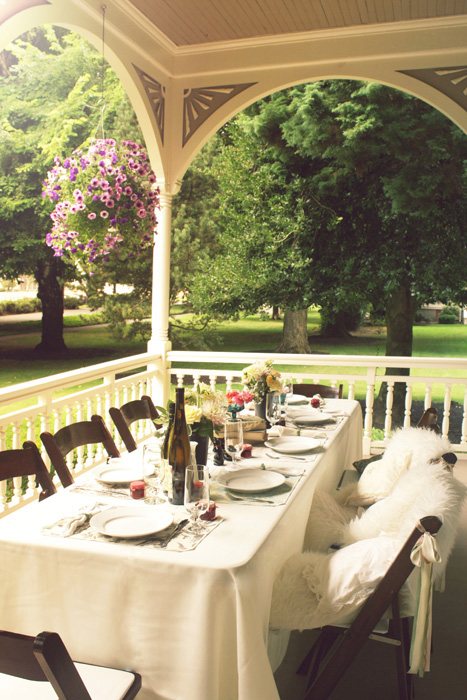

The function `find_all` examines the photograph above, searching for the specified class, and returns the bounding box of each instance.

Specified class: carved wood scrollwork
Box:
[182,83,256,146]
[400,66,467,111]
[133,65,166,145]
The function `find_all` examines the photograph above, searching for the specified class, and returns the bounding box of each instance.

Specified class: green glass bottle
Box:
[161,402,175,494]
[168,387,192,505]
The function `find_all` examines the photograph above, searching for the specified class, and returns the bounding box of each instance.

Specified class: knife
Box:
[159,518,189,547]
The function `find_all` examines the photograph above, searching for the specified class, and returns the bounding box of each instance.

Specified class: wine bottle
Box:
[161,402,175,493]
[168,387,192,505]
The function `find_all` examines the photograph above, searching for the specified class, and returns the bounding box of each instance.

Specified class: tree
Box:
[0,26,141,353]
[282,80,467,419]
[189,116,341,353]
[190,81,467,388]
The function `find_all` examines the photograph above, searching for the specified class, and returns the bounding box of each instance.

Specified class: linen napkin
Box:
[42,503,103,537]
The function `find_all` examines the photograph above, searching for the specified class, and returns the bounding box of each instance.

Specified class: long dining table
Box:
[0,398,362,700]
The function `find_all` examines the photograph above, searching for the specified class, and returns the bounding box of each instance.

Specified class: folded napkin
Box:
[42,503,102,537]
[268,425,327,439]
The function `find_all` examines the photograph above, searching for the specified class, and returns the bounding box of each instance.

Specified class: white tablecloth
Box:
[0,399,362,700]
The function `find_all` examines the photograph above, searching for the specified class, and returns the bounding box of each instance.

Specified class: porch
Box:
[274,457,467,700]
[1,348,467,517]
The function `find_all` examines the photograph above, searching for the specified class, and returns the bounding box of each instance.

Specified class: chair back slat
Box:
[306,515,442,700]
[109,395,160,453]
[41,415,120,488]
[293,384,343,399]
[0,443,56,500]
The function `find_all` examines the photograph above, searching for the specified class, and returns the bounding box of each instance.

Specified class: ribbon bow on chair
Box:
[408,525,441,676]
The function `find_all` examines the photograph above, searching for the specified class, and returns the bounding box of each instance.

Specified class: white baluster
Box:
[461,389,467,446]
[348,381,355,401]
[11,421,20,450]
[442,385,452,439]
[193,374,201,389]
[424,384,433,409]
[384,382,394,440]
[404,383,413,428]
[209,375,217,391]
[363,368,376,454]
[176,374,184,388]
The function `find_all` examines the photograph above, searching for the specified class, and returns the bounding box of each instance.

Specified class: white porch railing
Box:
[1,349,467,517]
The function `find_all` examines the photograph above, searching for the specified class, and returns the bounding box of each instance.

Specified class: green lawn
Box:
[0,310,466,406]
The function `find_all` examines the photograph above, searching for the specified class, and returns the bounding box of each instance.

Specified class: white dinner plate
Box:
[94,460,143,485]
[217,469,285,493]
[291,413,336,426]
[265,436,321,454]
[90,507,173,538]
[286,394,309,405]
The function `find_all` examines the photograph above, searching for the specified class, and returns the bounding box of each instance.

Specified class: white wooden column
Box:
[147,189,175,404]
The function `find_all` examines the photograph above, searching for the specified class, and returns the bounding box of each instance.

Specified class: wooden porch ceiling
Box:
[129,0,467,47]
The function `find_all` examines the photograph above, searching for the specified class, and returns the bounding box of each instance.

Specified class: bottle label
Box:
[167,464,173,500]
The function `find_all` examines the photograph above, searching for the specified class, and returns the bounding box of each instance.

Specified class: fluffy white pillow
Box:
[270,536,403,631]
[344,449,413,506]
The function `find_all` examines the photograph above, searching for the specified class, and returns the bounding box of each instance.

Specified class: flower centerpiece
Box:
[184,383,229,440]
[42,138,159,272]
[241,360,282,403]
[226,389,254,418]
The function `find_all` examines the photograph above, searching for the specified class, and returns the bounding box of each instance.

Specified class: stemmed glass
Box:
[184,466,209,533]
[282,377,294,410]
[142,442,165,505]
[266,391,282,429]
[224,418,244,466]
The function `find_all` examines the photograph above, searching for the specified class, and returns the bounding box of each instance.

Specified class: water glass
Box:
[143,442,165,505]
[224,419,244,465]
[184,466,209,533]
[266,391,282,428]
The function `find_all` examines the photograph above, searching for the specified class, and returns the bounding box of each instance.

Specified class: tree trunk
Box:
[271,306,281,320]
[321,310,352,338]
[373,284,416,427]
[34,257,67,355]
[275,308,310,354]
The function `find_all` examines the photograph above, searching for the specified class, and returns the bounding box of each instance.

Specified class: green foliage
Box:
[0,297,41,315]
[438,314,457,324]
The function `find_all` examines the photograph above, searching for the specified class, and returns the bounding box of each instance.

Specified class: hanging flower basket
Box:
[42,138,159,272]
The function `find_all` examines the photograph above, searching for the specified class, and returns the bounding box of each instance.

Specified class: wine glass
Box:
[282,377,294,410]
[224,419,244,466]
[142,442,165,505]
[266,391,282,429]
[184,466,209,533]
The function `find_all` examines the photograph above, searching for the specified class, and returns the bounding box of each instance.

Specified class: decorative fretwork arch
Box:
[182,83,256,146]
[133,65,166,146]
[399,66,467,112]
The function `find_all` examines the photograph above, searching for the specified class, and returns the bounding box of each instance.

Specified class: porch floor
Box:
[274,459,467,700]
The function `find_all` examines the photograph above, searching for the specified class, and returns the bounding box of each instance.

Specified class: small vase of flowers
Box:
[241,360,282,421]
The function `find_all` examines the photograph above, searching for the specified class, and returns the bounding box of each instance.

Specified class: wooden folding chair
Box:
[417,407,440,433]
[40,415,120,488]
[0,442,56,501]
[298,515,442,700]
[109,395,160,452]
[293,383,343,399]
[0,629,141,699]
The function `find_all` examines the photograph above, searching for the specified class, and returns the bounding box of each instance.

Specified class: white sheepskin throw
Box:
[304,427,466,583]
[270,536,404,632]
[341,427,452,508]
[342,462,466,586]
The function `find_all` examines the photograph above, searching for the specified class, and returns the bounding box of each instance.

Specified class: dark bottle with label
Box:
[212,436,224,466]
[161,402,175,493]
[168,388,192,505]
